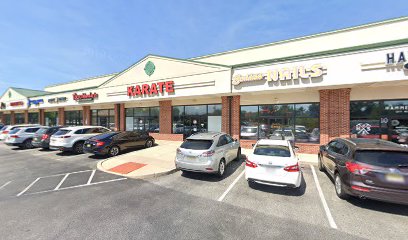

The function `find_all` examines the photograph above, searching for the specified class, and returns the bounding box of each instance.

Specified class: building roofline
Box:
[190,16,408,61]
[44,72,118,88]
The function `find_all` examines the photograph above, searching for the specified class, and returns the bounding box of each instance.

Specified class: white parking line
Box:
[55,155,83,161]
[87,170,96,185]
[0,181,12,190]
[54,173,70,190]
[310,165,338,229]
[33,151,57,156]
[16,178,40,197]
[41,169,93,179]
[218,170,245,202]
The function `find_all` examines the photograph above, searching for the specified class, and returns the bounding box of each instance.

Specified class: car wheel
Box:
[217,159,226,177]
[235,147,241,161]
[145,139,154,148]
[334,173,349,200]
[318,155,325,172]
[73,142,84,154]
[23,139,33,149]
[109,146,120,157]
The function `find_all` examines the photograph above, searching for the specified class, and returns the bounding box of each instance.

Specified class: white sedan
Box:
[245,139,302,188]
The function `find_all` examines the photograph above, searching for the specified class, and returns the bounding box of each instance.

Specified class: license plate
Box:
[86,144,91,148]
[385,173,404,183]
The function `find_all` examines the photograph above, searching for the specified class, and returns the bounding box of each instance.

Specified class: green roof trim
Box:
[11,87,50,97]
[191,16,408,61]
[232,38,408,68]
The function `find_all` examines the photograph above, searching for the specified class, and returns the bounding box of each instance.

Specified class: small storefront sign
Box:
[127,81,174,97]
[73,92,98,101]
[232,64,325,86]
[0,102,5,109]
[48,97,67,104]
[28,99,44,107]
[10,101,24,107]
[386,50,407,70]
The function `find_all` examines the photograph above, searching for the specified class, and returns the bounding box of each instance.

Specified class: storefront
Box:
[0,17,407,153]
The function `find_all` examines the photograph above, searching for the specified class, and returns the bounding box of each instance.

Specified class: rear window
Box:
[1,126,8,131]
[92,132,119,140]
[36,128,49,134]
[355,151,408,167]
[254,145,291,157]
[180,139,213,150]
[9,128,21,134]
[54,130,71,136]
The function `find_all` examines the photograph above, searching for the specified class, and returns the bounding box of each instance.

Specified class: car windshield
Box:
[36,128,49,134]
[243,127,257,133]
[254,145,291,157]
[180,139,213,150]
[9,128,21,134]
[355,150,408,167]
[54,130,71,136]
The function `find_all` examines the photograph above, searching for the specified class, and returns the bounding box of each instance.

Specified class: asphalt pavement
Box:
[0,142,407,240]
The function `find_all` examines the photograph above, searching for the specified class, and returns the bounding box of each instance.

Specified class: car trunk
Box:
[250,154,298,177]
[355,150,408,190]
[178,139,213,163]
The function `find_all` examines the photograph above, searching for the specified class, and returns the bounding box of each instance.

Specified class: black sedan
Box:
[319,138,408,205]
[32,126,65,149]
[83,131,155,157]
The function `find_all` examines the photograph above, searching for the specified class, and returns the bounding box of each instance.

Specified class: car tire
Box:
[73,142,84,154]
[23,139,33,149]
[334,173,349,200]
[145,139,154,148]
[109,146,120,157]
[217,159,226,178]
[235,147,241,161]
[318,155,325,172]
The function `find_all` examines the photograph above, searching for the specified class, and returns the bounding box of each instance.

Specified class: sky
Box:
[0,0,407,94]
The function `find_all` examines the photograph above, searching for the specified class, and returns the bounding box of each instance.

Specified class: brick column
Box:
[222,95,240,139]
[159,100,172,134]
[0,113,5,124]
[10,111,15,125]
[58,108,65,126]
[82,106,91,125]
[24,110,29,124]
[319,88,351,145]
[120,103,125,131]
[114,103,125,131]
[39,109,45,125]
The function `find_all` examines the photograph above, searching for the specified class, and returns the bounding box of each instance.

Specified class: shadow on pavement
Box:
[87,143,159,160]
[180,154,245,182]
[247,173,307,196]
[346,196,408,216]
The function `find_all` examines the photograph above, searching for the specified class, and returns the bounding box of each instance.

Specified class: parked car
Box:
[245,139,301,188]
[50,126,111,154]
[0,124,38,141]
[240,126,258,139]
[32,126,65,149]
[319,138,408,205]
[175,132,241,177]
[4,126,42,148]
[84,131,155,157]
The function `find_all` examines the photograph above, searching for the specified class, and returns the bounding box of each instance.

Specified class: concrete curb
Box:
[96,159,179,180]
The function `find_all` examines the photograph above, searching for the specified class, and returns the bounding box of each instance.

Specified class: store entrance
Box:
[259,117,292,139]
[388,117,408,144]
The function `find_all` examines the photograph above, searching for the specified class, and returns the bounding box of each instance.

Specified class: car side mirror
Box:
[319,145,327,151]
[293,146,300,152]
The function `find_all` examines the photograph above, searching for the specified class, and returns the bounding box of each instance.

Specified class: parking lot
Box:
[0,142,407,240]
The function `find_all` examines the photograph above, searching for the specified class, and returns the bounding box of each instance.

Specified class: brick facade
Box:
[24,110,28,124]
[58,108,65,126]
[319,88,351,145]
[82,106,91,125]
[10,111,15,125]
[39,109,45,125]
[120,103,125,131]
[159,100,172,134]
[149,133,184,141]
[0,113,5,124]
[114,104,120,131]
[221,95,240,139]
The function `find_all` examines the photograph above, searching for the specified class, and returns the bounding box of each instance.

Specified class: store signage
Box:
[127,81,174,97]
[10,101,24,107]
[144,61,156,76]
[48,97,67,104]
[232,64,325,86]
[73,92,98,101]
[0,102,5,109]
[28,99,44,106]
[386,51,407,70]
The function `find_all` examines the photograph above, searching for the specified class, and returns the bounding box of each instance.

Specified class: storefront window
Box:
[125,107,159,132]
[45,112,58,126]
[91,109,115,129]
[172,104,222,138]
[15,113,24,124]
[4,114,11,125]
[240,103,320,143]
[65,111,83,126]
[28,112,39,124]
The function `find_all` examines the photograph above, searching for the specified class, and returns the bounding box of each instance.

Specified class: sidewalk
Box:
[97,140,182,179]
[98,140,318,179]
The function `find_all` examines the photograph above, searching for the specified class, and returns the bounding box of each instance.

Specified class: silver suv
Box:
[4,126,42,149]
[175,132,241,177]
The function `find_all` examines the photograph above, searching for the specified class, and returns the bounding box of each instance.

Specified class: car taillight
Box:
[95,140,105,147]
[346,162,371,174]
[284,163,300,172]
[2,130,9,134]
[61,136,71,138]
[10,135,19,138]
[245,158,258,168]
[201,150,215,157]
[41,134,49,140]
[351,185,370,192]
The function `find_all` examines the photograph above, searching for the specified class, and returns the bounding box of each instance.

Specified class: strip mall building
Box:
[1,17,408,153]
